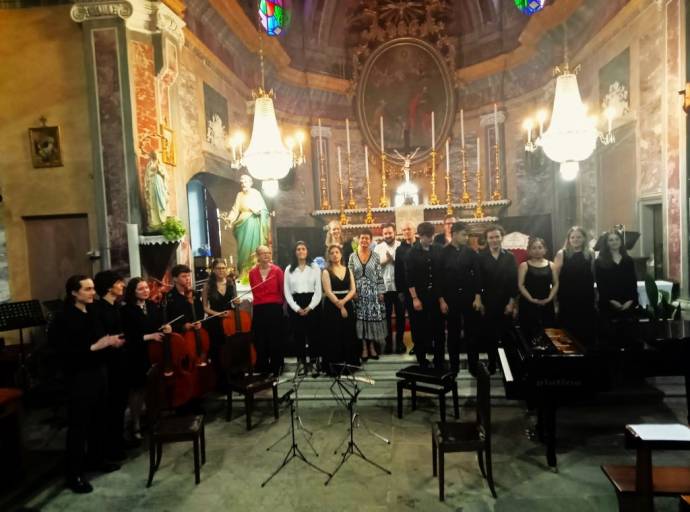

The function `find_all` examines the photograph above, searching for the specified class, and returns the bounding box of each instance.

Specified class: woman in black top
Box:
[595,230,638,319]
[518,237,559,334]
[51,275,124,494]
[121,278,171,440]
[202,259,237,373]
[554,226,595,333]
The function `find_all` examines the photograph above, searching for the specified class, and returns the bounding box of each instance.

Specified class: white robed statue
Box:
[145,151,168,228]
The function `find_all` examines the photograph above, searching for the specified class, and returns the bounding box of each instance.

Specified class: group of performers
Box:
[51,217,638,494]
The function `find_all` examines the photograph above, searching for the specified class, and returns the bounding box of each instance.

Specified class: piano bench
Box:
[601,465,690,512]
[396,365,459,423]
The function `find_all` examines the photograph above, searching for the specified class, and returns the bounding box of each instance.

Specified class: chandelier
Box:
[226,34,304,196]
[524,64,615,181]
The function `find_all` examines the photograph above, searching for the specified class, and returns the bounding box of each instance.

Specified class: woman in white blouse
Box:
[284,241,323,374]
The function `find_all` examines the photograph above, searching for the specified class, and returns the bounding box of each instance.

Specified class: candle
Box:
[431,111,436,150]
[493,103,498,137]
[460,109,465,148]
[346,118,351,154]
[230,255,234,265]
[337,146,342,182]
[364,145,369,181]
[445,138,450,177]
[380,116,385,153]
[477,137,481,170]
[318,118,324,158]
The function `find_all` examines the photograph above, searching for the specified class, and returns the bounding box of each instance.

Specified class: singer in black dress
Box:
[202,259,237,370]
[554,227,595,334]
[322,245,358,373]
[518,238,558,334]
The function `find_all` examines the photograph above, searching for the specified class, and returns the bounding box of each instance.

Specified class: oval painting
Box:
[356,38,455,163]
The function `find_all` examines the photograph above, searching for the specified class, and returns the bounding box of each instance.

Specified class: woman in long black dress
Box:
[121,277,170,440]
[202,258,237,385]
[554,226,595,333]
[518,237,559,334]
[321,244,357,373]
[595,229,638,321]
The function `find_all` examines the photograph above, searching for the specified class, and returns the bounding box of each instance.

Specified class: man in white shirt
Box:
[374,223,404,354]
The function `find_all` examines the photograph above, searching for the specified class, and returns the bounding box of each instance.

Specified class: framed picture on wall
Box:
[160,123,176,166]
[28,125,63,168]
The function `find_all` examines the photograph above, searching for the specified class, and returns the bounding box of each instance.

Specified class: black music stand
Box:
[325,364,391,485]
[0,300,45,388]
[265,360,318,456]
[261,389,331,487]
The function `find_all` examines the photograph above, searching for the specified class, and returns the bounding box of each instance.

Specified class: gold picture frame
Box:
[28,125,63,168]
[160,123,176,166]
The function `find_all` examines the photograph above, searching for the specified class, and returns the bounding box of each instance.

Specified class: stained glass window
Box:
[514,0,545,15]
[259,0,285,36]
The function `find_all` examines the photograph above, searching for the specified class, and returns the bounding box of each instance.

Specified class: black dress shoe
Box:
[67,476,93,494]
[409,346,416,356]
[88,461,121,473]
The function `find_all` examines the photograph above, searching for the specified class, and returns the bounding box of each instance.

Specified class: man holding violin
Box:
[165,264,205,334]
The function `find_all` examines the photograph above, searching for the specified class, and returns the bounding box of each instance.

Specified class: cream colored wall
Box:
[0,6,96,301]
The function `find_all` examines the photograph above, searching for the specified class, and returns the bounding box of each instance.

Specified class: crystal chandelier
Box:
[228,34,304,196]
[524,64,615,181]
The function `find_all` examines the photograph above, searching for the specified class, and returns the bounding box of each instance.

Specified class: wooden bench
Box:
[601,465,690,512]
[396,365,459,423]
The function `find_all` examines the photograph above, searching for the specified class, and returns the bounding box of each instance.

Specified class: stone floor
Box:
[14,388,689,512]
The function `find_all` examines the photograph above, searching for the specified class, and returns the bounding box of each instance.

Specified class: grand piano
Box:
[498,320,690,469]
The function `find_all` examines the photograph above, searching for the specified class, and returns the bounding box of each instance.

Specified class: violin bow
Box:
[234,274,275,301]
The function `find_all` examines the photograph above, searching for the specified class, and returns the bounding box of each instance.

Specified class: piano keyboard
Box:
[498,347,513,382]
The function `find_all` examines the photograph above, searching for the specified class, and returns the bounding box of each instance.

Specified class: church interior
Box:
[1,0,690,510]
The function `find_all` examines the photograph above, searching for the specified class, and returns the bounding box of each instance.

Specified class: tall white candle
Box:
[431,111,436,150]
[460,109,465,148]
[346,118,351,154]
[318,118,324,158]
[445,138,450,177]
[364,145,369,181]
[477,137,481,170]
[493,103,498,137]
[380,116,385,153]
[337,146,342,182]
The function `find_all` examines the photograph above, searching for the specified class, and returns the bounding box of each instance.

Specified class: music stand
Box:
[0,300,46,388]
[325,364,391,485]
[266,359,318,456]
[261,389,331,487]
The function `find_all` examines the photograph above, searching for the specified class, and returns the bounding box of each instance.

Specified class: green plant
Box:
[159,216,186,241]
[644,275,680,321]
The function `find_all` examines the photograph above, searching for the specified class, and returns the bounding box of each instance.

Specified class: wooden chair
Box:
[222,333,279,430]
[145,365,206,487]
[432,362,496,501]
[396,364,459,422]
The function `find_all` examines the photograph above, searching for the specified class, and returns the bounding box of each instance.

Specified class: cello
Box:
[183,286,216,395]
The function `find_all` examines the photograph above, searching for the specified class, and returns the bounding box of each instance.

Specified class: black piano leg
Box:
[544,405,557,471]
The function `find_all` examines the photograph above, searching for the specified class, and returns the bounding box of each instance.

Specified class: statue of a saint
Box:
[394,148,420,207]
[220,175,270,281]
[145,151,168,228]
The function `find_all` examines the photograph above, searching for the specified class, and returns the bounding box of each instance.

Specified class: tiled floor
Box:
[17,389,689,512]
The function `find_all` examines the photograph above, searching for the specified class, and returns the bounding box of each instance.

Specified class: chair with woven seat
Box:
[432,362,495,501]
[145,365,206,487]
[222,333,279,430]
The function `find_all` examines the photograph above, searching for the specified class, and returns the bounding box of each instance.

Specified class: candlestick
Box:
[318,118,330,209]
[379,152,389,207]
[460,109,465,148]
[429,146,439,205]
[431,111,436,151]
[337,146,347,224]
[460,144,470,203]
[493,103,498,137]
[345,118,356,209]
[364,145,374,224]
[492,141,502,200]
[474,137,484,218]
[445,138,453,215]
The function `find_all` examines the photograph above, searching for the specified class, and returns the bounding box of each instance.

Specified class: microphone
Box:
[278,388,294,404]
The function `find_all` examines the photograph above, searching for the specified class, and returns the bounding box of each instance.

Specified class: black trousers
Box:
[288,293,321,362]
[383,291,405,351]
[105,352,128,456]
[410,290,444,366]
[446,299,479,375]
[253,303,284,375]
[66,367,107,479]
